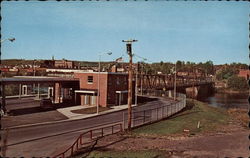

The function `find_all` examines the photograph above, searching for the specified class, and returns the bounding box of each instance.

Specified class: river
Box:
[198,92,249,109]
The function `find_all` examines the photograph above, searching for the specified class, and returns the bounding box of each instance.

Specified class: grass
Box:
[227,108,249,127]
[71,107,111,114]
[132,99,230,136]
[74,150,166,158]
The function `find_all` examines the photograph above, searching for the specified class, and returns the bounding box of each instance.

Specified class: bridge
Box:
[136,74,215,98]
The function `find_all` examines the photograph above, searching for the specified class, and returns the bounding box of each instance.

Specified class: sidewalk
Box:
[57,104,136,120]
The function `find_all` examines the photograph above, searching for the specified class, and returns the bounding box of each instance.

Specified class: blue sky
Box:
[1,1,249,64]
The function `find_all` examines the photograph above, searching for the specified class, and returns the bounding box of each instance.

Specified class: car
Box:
[40,98,53,109]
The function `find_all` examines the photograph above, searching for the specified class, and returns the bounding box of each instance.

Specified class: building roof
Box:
[74,72,128,75]
[0,76,79,85]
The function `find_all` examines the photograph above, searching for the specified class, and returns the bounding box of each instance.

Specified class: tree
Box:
[176,60,183,71]
[216,67,237,80]
[227,75,248,90]
[203,60,214,75]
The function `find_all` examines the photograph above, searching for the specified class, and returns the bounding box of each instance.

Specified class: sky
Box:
[1,1,249,65]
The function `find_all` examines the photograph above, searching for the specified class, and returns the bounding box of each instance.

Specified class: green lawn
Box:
[132,99,230,136]
[74,150,166,158]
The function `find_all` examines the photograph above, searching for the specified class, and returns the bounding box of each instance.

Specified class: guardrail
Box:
[53,90,186,158]
[53,123,122,158]
[123,90,186,129]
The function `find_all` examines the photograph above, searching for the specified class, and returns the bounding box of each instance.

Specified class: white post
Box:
[37,83,40,99]
[119,93,121,105]
[48,87,50,98]
[141,74,143,95]
[97,55,101,115]
[19,84,21,99]
[96,52,112,114]
[123,111,125,130]
[135,63,138,106]
[174,62,176,101]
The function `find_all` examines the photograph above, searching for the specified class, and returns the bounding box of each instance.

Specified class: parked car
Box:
[40,98,53,109]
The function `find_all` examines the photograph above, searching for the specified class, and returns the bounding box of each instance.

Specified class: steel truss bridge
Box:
[136,74,214,90]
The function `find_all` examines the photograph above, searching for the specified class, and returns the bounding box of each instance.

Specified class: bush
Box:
[227,75,248,90]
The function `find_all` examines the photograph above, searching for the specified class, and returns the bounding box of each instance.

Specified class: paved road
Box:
[2,97,176,157]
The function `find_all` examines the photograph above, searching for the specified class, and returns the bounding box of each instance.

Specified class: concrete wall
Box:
[185,83,214,99]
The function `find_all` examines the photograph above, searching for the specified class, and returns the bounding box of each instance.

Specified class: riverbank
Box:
[215,87,249,94]
[73,99,248,158]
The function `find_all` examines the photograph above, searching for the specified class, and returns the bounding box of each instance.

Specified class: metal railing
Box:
[123,89,186,129]
[53,123,122,158]
[53,90,186,158]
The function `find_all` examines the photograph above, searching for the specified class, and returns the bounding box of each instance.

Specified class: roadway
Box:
[2,97,176,157]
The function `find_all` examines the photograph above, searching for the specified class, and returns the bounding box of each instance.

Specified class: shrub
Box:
[227,75,248,90]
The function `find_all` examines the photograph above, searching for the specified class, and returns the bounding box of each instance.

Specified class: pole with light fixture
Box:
[1,37,15,116]
[97,52,112,115]
[174,62,177,101]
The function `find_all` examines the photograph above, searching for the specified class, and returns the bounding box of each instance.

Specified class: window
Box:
[87,76,93,84]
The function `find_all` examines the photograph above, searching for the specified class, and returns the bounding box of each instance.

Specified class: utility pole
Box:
[122,39,137,131]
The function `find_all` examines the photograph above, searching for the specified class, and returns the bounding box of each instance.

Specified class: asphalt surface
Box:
[2,97,68,127]
[2,97,177,157]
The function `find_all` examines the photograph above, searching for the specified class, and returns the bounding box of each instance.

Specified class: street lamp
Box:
[0,37,15,116]
[135,58,147,106]
[1,37,15,43]
[97,52,112,115]
[174,62,177,101]
[171,62,177,101]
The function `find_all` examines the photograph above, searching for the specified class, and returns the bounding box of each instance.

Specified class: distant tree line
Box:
[215,63,248,80]
[138,60,215,76]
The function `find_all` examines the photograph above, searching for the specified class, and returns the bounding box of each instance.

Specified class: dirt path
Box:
[91,123,249,158]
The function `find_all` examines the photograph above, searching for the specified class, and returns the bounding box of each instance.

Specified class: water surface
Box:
[198,92,249,109]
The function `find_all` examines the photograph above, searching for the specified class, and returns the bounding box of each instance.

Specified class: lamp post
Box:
[97,52,112,115]
[174,62,177,101]
[135,62,138,106]
[135,58,147,105]
[0,37,15,116]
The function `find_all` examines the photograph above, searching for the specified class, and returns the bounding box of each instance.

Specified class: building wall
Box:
[107,73,128,106]
[74,72,132,107]
[74,73,108,107]
[54,60,74,68]
[238,69,250,80]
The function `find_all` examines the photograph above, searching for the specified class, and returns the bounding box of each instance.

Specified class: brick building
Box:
[42,59,74,69]
[54,60,74,68]
[74,72,134,107]
[238,69,250,80]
